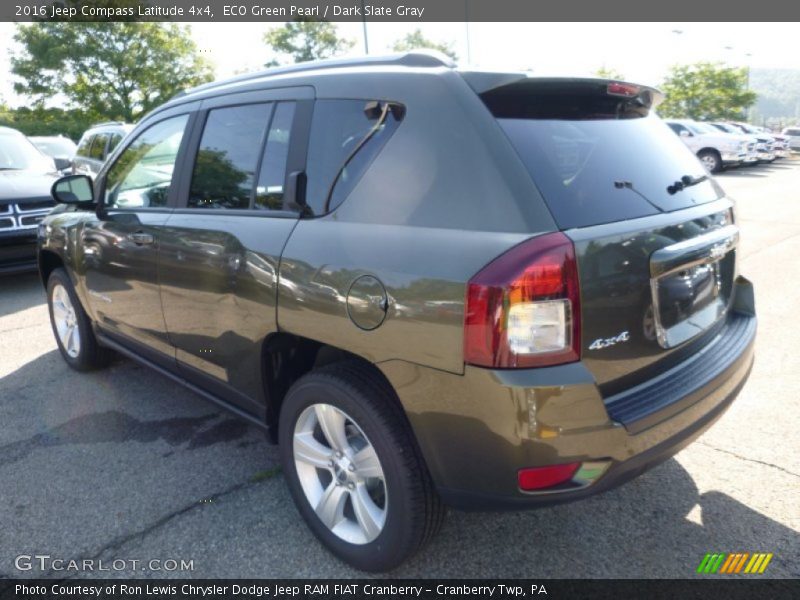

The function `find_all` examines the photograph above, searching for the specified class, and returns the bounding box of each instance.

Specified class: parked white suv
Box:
[706,122,759,166]
[664,119,748,173]
[723,122,777,162]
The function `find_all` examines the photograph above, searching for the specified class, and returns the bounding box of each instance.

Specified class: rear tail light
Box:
[607,82,640,97]
[464,232,581,369]
[518,463,581,491]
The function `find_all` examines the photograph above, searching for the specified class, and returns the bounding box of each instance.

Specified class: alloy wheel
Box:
[293,403,387,544]
[52,284,81,358]
[701,154,718,172]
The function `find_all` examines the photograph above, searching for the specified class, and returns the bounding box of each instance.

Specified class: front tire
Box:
[698,149,722,173]
[47,268,112,371]
[278,362,445,572]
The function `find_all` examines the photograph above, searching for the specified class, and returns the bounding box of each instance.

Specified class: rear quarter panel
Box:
[278,70,559,373]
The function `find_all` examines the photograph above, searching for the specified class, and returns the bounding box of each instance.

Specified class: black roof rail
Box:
[172,51,456,100]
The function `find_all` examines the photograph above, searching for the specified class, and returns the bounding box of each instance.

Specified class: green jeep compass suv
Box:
[39,52,756,571]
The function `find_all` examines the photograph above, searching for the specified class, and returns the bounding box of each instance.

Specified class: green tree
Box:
[594,66,625,80]
[391,29,458,61]
[0,106,98,140]
[12,20,212,123]
[657,62,757,120]
[263,20,354,66]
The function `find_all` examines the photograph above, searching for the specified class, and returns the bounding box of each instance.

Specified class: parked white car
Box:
[781,126,800,151]
[754,127,791,158]
[664,119,748,173]
[724,122,777,162]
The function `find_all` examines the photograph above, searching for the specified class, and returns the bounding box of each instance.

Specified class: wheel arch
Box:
[697,147,722,159]
[38,249,65,288]
[260,332,404,443]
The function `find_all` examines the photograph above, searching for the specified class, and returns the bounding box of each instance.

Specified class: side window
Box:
[304,100,403,215]
[107,133,123,156]
[104,115,188,209]
[76,134,93,158]
[669,123,688,136]
[88,133,109,160]
[255,102,295,211]
[188,103,272,210]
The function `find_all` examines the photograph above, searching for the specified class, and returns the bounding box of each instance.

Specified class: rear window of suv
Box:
[480,79,724,229]
[304,99,403,215]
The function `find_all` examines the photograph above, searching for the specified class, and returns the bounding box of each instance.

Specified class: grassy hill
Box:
[749,68,800,126]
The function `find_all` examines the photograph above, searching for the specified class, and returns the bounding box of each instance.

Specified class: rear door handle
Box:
[128,231,155,245]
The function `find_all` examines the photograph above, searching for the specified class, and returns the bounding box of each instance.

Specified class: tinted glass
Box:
[667,123,686,134]
[108,133,123,154]
[255,102,295,211]
[304,100,402,215]
[189,103,272,210]
[105,115,188,209]
[784,128,800,135]
[88,133,109,160]
[497,116,722,229]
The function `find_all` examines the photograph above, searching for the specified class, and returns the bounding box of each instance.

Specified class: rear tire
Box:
[698,149,722,173]
[278,361,445,572]
[47,268,112,371]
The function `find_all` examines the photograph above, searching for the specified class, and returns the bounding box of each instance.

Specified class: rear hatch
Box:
[472,75,739,395]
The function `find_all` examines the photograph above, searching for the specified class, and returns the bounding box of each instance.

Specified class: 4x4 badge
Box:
[588,331,630,350]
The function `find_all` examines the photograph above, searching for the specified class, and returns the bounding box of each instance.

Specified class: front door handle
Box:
[128,231,155,245]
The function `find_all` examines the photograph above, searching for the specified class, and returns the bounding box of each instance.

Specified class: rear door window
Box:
[255,102,296,211]
[481,81,723,229]
[304,99,403,215]
[188,103,272,210]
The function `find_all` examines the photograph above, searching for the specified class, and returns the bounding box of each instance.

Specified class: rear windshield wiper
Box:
[667,174,707,195]
[614,180,666,212]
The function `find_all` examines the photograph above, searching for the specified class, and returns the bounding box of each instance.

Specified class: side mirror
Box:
[52,175,94,205]
[54,157,72,172]
[679,130,691,138]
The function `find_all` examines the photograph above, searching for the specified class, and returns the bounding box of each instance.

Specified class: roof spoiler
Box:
[461,72,664,108]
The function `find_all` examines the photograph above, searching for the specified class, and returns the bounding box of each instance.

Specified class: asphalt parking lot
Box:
[1,159,799,579]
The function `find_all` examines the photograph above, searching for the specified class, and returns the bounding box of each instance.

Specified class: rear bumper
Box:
[381,279,756,511]
[0,231,38,275]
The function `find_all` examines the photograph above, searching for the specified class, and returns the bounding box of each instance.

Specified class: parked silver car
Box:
[72,122,133,179]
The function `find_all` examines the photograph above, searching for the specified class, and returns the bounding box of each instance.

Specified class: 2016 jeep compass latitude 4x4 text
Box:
[39,52,756,572]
